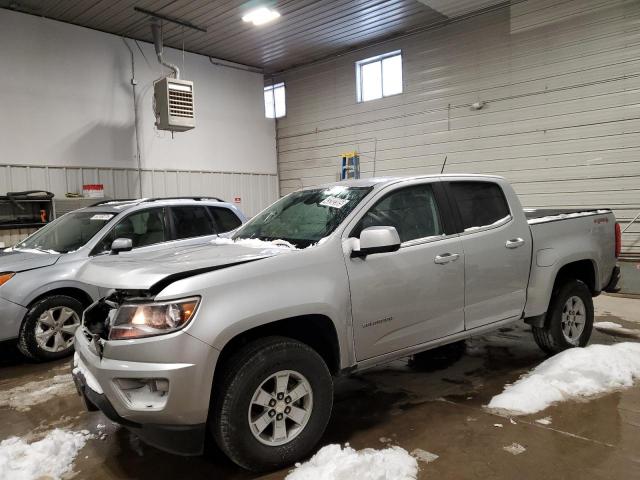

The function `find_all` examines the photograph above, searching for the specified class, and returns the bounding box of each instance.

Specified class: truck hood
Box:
[0,249,61,272]
[77,241,295,292]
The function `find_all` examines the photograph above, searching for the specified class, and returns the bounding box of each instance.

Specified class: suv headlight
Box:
[109,297,200,340]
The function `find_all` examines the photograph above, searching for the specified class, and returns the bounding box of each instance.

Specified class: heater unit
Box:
[154,77,195,132]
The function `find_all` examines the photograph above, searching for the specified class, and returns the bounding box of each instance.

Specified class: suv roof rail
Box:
[89,198,137,207]
[139,196,225,203]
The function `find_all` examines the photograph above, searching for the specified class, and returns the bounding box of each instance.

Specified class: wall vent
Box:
[154,77,195,132]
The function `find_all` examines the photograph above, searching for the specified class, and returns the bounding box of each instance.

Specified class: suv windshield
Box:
[233,186,372,248]
[16,211,115,254]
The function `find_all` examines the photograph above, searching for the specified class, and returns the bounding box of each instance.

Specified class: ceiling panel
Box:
[0,0,504,72]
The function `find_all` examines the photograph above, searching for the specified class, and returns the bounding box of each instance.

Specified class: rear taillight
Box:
[615,222,621,258]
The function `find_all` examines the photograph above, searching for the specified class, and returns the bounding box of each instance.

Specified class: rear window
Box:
[208,207,242,232]
[450,182,510,231]
[171,206,216,240]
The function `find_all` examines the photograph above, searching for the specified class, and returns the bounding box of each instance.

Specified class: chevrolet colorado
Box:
[71,175,621,471]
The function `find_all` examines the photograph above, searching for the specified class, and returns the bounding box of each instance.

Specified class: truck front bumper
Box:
[0,296,27,342]
[71,327,219,456]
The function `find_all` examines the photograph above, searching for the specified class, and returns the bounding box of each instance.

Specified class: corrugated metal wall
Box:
[0,163,278,247]
[273,0,640,257]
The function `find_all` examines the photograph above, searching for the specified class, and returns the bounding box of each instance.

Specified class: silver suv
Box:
[72,175,618,472]
[0,197,245,361]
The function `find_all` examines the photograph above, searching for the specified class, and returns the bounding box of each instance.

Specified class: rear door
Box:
[446,180,530,330]
[345,181,465,360]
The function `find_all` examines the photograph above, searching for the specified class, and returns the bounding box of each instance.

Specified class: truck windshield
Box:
[233,186,372,248]
[15,211,115,254]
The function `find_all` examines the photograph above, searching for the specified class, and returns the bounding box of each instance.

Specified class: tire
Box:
[17,295,83,361]
[211,336,333,472]
[532,279,594,354]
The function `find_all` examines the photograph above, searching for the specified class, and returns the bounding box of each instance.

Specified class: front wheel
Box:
[210,336,333,472]
[17,295,83,361]
[532,279,594,354]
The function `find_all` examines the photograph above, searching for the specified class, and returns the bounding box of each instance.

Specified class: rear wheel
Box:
[18,295,83,361]
[210,336,333,472]
[532,279,594,354]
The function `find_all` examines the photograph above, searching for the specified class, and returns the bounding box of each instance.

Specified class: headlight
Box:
[0,272,15,287]
[109,297,200,340]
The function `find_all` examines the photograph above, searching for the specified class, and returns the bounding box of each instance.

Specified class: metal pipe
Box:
[122,38,143,196]
[623,212,640,233]
[134,6,207,33]
[150,19,180,79]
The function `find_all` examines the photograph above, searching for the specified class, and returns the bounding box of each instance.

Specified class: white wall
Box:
[0,8,277,175]
[273,0,640,256]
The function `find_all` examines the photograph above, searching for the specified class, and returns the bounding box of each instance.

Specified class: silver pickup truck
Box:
[71,175,621,472]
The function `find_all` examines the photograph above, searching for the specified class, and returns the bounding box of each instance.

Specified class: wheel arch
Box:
[213,314,342,382]
[27,287,94,310]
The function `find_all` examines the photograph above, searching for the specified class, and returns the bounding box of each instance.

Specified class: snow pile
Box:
[211,236,298,249]
[0,429,91,480]
[0,374,75,412]
[487,343,640,415]
[535,417,552,425]
[285,444,418,480]
[410,448,439,464]
[594,322,640,339]
[503,443,526,455]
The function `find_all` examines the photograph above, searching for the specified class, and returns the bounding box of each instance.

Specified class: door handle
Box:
[506,238,525,249]
[434,253,460,264]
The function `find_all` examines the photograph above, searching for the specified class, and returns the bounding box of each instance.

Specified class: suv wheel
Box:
[211,336,333,472]
[532,279,594,354]
[18,295,83,361]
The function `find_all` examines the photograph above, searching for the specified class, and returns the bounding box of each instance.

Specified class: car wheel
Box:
[211,336,333,472]
[18,295,83,361]
[532,279,594,354]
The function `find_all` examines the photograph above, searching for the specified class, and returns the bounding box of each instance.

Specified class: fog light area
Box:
[114,378,169,409]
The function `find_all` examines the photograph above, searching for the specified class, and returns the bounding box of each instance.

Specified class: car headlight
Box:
[0,272,15,287]
[109,297,200,340]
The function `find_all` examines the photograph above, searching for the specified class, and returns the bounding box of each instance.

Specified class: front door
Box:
[345,182,465,361]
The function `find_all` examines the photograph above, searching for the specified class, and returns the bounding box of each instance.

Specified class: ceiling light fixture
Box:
[242,6,280,26]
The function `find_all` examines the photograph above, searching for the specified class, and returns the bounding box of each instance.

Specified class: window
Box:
[208,207,242,232]
[233,186,372,248]
[17,211,114,254]
[450,182,511,231]
[352,184,443,243]
[264,82,286,118]
[95,208,167,253]
[356,51,403,102]
[171,206,216,240]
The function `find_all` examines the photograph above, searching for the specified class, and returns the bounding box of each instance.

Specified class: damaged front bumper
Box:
[71,315,219,456]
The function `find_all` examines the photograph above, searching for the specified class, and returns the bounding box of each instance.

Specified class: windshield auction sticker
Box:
[320,197,350,209]
[90,214,115,221]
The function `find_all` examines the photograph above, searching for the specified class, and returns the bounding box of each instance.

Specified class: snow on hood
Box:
[487,342,640,415]
[77,237,297,291]
[0,249,61,273]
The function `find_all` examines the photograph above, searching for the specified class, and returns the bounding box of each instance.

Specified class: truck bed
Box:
[524,208,611,225]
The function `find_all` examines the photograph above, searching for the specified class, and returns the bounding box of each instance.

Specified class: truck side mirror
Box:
[351,226,401,258]
[110,238,133,255]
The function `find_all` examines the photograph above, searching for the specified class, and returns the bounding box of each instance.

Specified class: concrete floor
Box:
[1,295,639,479]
